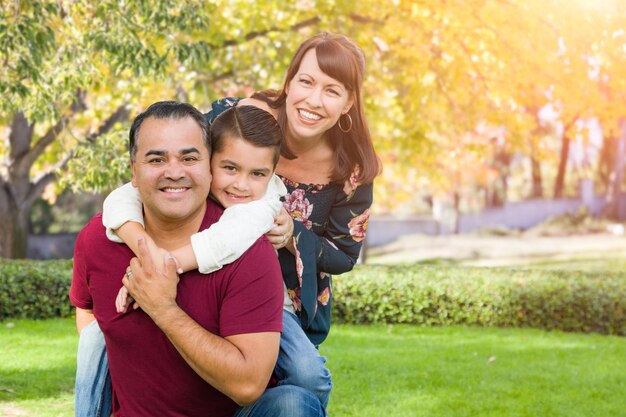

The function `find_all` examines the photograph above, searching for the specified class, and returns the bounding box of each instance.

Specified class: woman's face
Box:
[285,49,354,143]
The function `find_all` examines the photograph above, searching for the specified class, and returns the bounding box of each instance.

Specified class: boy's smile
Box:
[210,135,275,208]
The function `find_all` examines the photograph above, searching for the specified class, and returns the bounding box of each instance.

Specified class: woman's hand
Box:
[265,208,295,254]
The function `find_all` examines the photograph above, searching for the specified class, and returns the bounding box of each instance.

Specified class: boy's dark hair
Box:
[210,105,283,166]
[129,101,210,161]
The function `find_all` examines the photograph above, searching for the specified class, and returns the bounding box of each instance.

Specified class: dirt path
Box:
[367,233,626,265]
[0,405,28,416]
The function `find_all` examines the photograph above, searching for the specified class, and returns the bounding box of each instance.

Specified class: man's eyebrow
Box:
[143,148,201,157]
[180,147,201,155]
[145,149,166,157]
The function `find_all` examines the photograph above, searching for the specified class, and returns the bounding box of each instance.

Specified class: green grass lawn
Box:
[0,319,76,417]
[2,319,626,416]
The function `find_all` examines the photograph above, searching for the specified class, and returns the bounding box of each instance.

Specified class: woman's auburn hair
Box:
[252,32,381,185]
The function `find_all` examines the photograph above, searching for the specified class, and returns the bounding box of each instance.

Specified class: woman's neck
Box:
[278,133,334,184]
[285,132,327,155]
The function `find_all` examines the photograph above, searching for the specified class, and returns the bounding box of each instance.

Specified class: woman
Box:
[239,31,380,346]
[94,32,380,415]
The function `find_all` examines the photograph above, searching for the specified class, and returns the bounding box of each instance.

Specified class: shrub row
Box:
[333,265,626,335]
[0,259,74,320]
[2,260,625,336]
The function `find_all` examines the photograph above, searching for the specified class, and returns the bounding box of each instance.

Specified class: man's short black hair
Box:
[128,101,210,161]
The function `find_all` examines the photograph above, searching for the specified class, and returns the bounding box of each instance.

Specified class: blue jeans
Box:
[233,385,324,417]
[75,320,112,417]
[274,310,333,409]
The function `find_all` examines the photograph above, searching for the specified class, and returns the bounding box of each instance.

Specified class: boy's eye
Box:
[223,165,236,171]
[252,171,267,177]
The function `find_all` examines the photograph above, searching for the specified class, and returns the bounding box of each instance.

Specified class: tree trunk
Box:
[598,134,614,193]
[554,133,571,199]
[0,186,30,258]
[2,113,58,259]
[529,140,543,198]
[528,107,544,198]
[1,104,127,259]
[603,119,626,220]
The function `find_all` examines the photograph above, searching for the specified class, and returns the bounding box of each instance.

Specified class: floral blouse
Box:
[206,98,373,345]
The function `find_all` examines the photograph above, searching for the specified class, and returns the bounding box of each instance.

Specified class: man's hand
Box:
[122,237,180,320]
[147,238,183,275]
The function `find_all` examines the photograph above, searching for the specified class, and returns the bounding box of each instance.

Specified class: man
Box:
[70,101,321,416]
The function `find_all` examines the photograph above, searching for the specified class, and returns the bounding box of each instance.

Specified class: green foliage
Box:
[2,260,625,337]
[29,190,102,234]
[334,265,626,335]
[61,129,130,192]
[0,259,74,320]
[2,0,625,216]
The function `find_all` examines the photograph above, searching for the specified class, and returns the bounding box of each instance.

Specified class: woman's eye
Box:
[328,89,340,96]
[299,78,312,85]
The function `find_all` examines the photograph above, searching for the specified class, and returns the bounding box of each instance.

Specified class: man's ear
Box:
[130,160,138,188]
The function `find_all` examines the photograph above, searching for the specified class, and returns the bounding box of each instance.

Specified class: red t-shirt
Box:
[70,199,284,417]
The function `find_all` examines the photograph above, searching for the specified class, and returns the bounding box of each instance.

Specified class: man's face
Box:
[131,116,212,225]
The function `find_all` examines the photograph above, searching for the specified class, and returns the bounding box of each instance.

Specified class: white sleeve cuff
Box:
[102,182,145,242]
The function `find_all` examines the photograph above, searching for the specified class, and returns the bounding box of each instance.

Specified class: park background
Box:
[2,0,626,416]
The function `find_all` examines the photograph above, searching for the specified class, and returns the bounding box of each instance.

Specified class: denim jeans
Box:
[274,310,332,409]
[75,320,111,417]
[233,385,324,417]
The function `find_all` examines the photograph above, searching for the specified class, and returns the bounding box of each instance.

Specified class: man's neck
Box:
[144,203,207,251]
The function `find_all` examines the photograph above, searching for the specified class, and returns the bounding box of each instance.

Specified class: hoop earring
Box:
[338,113,353,133]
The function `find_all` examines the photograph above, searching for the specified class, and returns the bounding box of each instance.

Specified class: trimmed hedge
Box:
[1,260,625,336]
[333,265,626,335]
[0,259,74,320]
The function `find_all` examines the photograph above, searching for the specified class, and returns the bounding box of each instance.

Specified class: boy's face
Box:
[210,135,275,208]
[131,116,212,223]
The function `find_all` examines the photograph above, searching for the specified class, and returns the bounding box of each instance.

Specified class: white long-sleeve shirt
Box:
[102,175,287,274]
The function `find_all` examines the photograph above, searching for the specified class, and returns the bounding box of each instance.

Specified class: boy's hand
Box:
[266,208,295,253]
[115,285,138,314]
